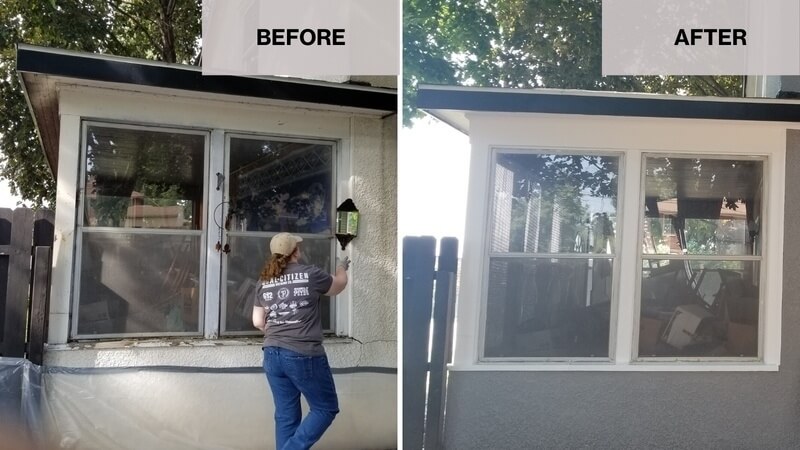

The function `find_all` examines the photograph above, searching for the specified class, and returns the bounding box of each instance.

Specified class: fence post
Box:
[402,236,437,450]
[27,247,52,366]
[2,208,34,357]
[27,209,55,364]
[0,208,12,354]
[424,238,458,450]
[32,209,55,248]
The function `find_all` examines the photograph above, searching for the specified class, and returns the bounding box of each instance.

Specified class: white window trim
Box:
[468,141,785,371]
[478,147,624,363]
[69,120,353,341]
[631,153,768,363]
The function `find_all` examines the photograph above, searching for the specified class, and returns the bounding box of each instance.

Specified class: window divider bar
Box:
[640,254,762,261]
[82,227,204,236]
[226,231,333,239]
[488,252,616,259]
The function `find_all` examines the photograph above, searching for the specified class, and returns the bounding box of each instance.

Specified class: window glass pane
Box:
[491,153,618,254]
[483,257,612,358]
[228,138,333,233]
[224,235,333,333]
[639,259,759,357]
[84,126,205,230]
[643,157,763,256]
[77,233,202,335]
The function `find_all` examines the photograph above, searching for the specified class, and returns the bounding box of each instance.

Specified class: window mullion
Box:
[614,149,643,364]
[205,129,225,339]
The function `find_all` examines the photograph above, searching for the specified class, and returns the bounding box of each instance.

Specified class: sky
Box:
[398,116,470,245]
[0,177,25,209]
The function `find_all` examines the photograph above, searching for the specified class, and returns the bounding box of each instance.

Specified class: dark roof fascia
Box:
[417,86,800,123]
[16,45,396,113]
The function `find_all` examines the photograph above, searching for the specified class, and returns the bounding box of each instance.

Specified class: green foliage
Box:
[403,0,744,125]
[0,0,201,207]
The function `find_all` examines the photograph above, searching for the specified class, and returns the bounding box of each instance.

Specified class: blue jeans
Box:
[263,346,339,450]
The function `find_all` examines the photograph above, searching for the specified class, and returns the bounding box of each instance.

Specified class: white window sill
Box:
[450,362,779,372]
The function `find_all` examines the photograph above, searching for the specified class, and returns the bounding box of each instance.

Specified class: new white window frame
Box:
[468,135,784,372]
[478,147,624,363]
[632,153,767,363]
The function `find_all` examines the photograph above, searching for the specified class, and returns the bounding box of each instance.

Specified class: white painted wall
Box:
[455,111,789,371]
[43,84,396,448]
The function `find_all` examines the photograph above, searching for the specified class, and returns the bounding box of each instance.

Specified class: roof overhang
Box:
[16,44,397,177]
[417,84,800,135]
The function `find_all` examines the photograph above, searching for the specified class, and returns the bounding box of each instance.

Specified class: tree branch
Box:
[106,0,162,56]
[193,48,202,66]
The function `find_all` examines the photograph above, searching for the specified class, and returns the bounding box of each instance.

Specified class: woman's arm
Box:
[324,265,348,296]
[252,306,266,332]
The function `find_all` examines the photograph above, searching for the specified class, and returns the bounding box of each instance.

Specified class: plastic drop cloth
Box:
[0,357,396,450]
[0,357,47,449]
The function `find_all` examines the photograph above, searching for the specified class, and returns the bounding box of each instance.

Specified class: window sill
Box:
[48,336,356,351]
[451,361,779,372]
[43,337,358,369]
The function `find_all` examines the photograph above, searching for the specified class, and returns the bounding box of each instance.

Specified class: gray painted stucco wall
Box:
[780,76,800,96]
[442,130,800,449]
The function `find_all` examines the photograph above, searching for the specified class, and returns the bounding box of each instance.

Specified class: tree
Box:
[403,0,744,124]
[0,0,201,207]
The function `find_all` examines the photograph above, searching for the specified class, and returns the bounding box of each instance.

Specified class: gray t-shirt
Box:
[256,262,333,356]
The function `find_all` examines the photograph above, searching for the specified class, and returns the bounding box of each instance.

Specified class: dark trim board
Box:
[17,46,396,113]
[42,365,397,375]
[418,86,800,122]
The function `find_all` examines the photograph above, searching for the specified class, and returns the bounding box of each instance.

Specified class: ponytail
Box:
[260,253,292,281]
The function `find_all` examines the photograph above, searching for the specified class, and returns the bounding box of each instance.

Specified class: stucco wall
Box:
[348,115,398,367]
[441,130,800,449]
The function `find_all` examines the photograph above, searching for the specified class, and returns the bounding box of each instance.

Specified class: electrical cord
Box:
[212,201,230,253]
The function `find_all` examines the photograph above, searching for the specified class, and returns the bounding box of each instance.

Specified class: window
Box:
[75,123,207,337]
[481,149,770,364]
[638,156,763,358]
[222,136,336,334]
[73,124,339,339]
[483,151,620,359]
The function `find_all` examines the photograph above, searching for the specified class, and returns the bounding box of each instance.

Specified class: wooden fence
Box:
[0,208,54,364]
[403,236,459,450]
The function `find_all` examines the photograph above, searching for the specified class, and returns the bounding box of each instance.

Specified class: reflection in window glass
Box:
[639,260,759,358]
[228,138,333,233]
[483,151,619,360]
[484,258,612,358]
[224,235,332,333]
[84,126,205,230]
[642,157,763,256]
[491,153,618,254]
[638,156,763,359]
[77,233,202,335]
